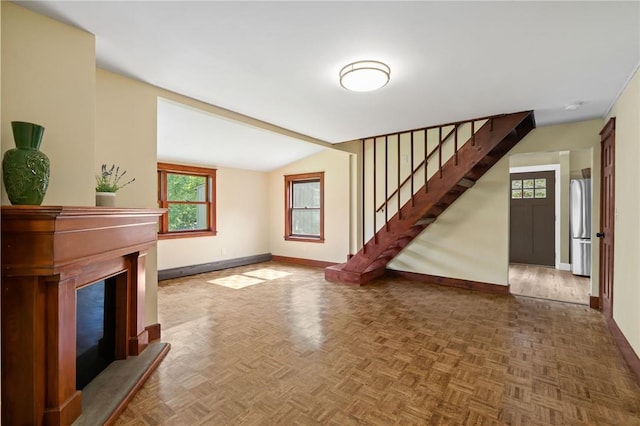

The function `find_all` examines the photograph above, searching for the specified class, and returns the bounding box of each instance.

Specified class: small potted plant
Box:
[95,164,135,207]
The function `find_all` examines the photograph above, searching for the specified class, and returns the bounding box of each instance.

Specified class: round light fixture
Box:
[339,60,390,92]
[565,102,584,111]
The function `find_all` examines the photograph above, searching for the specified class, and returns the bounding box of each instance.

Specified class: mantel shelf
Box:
[2,205,165,277]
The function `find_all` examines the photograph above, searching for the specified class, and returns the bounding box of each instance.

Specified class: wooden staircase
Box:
[325,111,535,285]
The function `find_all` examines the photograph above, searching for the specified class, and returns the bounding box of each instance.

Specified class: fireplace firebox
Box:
[1,206,166,426]
[76,276,117,390]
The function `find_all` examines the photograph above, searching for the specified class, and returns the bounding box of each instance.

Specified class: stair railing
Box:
[361,115,495,251]
[374,124,459,213]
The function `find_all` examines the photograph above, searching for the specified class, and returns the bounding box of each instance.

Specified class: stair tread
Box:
[416,217,436,226]
[456,178,476,188]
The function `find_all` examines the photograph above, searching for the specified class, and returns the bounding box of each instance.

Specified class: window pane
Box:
[167,173,207,202]
[292,181,320,208]
[535,178,546,188]
[292,208,320,236]
[523,189,534,199]
[511,180,522,189]
[511,190,522,199]
[523,179,534,189]
[168,203,208,231]
[535,189,546,198]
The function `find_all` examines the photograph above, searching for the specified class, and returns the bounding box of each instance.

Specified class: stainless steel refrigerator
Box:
[570,179,591,276]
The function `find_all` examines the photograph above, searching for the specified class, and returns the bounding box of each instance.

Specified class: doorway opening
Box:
[508,152,592,305]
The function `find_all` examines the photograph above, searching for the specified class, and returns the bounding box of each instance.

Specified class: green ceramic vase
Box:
[2,121,50,205]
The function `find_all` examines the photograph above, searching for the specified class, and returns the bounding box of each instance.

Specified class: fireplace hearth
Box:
[1,206,167,426]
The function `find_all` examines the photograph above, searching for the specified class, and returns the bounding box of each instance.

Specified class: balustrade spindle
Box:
[424,129,428,193]
[454,125,459,165]
[384,135,389,230]
[373,137,377,244]
[438,126,443,178]
[410,131,414,206]
[472,121,476,146]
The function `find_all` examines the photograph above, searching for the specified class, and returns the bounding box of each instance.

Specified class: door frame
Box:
[509,164,561,269]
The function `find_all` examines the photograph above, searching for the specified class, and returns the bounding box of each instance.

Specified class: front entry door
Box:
[509,171,556,266]
[599,118,615,316]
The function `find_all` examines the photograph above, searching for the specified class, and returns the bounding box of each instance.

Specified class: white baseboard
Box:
[559,263,571,271]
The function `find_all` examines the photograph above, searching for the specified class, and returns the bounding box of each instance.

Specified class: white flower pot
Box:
[96,191,116,207]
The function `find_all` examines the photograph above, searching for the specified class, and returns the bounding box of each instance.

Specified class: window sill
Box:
[158,230,217,240]
[284,236,325,243]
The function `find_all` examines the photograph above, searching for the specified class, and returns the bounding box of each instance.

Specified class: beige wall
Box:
[509,151,560,168]
[388,155,510,285]
[389,120,603,287]
[96,69,158,208]
[606,66,640,356]
[1,2,95,205]
[331,139,361,255]
[158,166,270,269]
[570,149,592,179]
[96,69,161,324]
[268,149,352,263]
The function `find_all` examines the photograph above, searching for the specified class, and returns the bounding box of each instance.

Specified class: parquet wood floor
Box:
[509,264,590,305]
[115,262,640,425]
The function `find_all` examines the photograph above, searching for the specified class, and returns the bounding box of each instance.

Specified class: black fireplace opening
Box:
[76,277,117,390]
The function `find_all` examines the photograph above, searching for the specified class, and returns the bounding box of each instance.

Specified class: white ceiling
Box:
[157,98,325,171]
[15,1,640,170]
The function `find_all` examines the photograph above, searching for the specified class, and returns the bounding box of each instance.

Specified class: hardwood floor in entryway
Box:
[509,263,590,305]
[115,262,639,425]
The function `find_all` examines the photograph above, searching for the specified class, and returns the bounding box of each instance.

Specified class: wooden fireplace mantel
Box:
[1,205,165,426]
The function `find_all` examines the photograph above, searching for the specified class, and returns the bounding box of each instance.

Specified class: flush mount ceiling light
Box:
[339,60,390,92]
[565,101,584,111]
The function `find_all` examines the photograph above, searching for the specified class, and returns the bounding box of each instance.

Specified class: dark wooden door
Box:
[599,118,615,316]
[509,171,556,266]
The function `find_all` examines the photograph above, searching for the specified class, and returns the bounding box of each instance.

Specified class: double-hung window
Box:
[284,172,324,242]
[157,162,216,239]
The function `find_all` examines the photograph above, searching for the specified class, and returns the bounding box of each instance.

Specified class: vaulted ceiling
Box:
[16,1,640,170]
